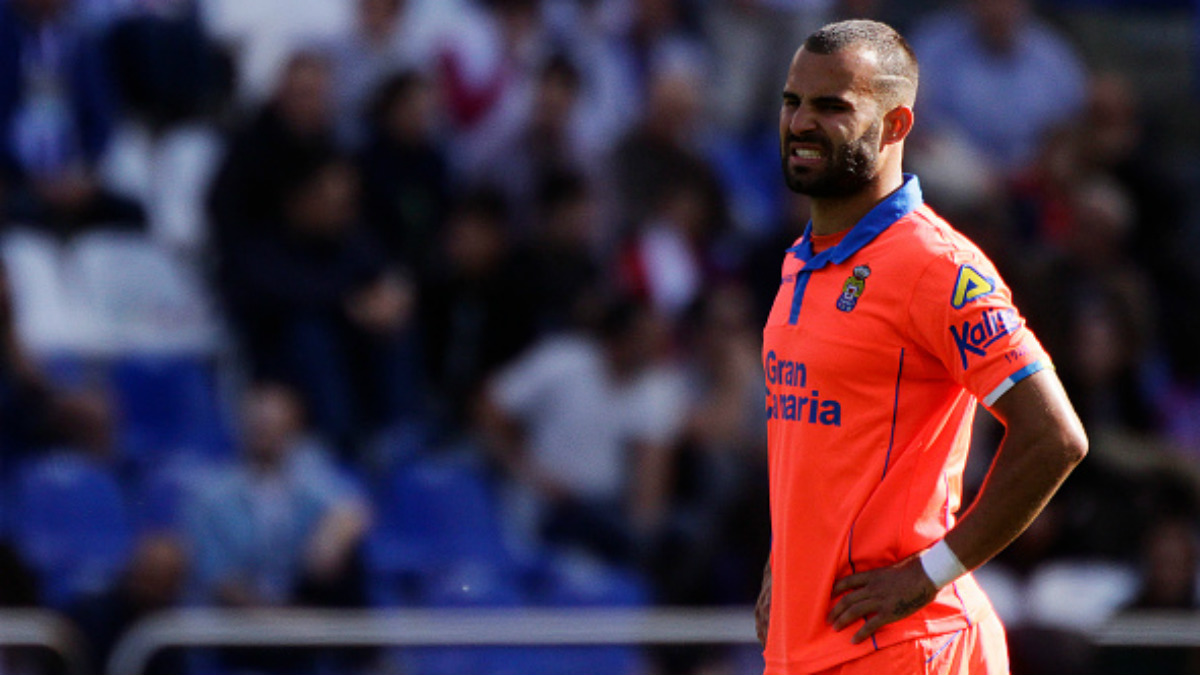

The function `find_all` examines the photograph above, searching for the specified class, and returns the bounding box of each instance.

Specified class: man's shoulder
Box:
[880,205,989,266]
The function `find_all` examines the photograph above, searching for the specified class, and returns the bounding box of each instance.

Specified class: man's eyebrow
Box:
[780,91,854,108]
[809,95,854,108]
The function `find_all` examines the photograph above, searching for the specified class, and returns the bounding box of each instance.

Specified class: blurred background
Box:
[0,0,1198,673]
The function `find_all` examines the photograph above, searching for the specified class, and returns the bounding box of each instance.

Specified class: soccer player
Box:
[757,19,1088,675]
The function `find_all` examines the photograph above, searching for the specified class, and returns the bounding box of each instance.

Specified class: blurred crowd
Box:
[0,0,1198,673]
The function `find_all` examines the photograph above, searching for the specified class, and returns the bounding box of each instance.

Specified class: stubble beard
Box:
[782,119,882,199]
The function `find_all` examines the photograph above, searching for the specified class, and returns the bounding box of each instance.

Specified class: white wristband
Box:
[919,540,967,589]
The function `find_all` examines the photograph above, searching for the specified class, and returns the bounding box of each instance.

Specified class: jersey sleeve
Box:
[907,249,1051,408]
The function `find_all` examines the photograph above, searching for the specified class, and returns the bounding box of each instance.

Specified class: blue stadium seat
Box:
[397,560,529,675]
[365,456,514,605]
[107,353,233,469]
[530,553,650,608]
[520,554,650,675]
[8,452,134,608]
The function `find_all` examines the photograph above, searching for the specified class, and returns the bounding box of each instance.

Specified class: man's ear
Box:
[882,106,914,145]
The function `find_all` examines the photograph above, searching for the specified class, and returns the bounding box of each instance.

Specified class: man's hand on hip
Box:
[827,556,937,644]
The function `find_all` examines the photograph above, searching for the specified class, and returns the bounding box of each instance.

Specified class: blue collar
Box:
[787,174,923,270]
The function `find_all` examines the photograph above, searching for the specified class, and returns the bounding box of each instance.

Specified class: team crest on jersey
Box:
[951,265,996,309]
[836,265,871,312]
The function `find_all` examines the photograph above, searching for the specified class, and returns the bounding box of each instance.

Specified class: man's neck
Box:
[809,171,904,237]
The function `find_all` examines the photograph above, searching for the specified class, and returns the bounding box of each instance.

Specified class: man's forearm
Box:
[942,372,1087,573]
[942,430,1081,572]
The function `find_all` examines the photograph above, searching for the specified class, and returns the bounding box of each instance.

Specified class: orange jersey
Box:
[762,175,1048,674]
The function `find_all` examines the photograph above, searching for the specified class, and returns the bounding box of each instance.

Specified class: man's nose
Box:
[787,107,818,136]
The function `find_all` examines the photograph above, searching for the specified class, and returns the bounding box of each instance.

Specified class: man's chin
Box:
[785,177,822,196]
[785,172,875,199]
[783,168,821,195]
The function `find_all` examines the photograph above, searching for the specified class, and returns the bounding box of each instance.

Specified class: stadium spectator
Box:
[701,0,830,135]
[478,297,687,565]
[1073,73,1200,434]
[7,385,134,611]
[100,0,225,129]
[908,0,1087,181]
[1127,517,1200,611]
[357,69,450,276]
[68,533,190,675]
[183,382,370,672]
[1075,73,1189,273]
[1103,518,1200,675]
[610,53,731,321]
[206,48,340,252]
[610,46,724,230]
[184,383,370,610]
[617,172,730,320]
[461,52,596,233]
[0,0,145,236]
[511,170,608,335]
[329,0,423,145]
[421,190,538,434]
[1014,175,1159,433]
[217,154,418,454]
[597,0,707,107]
[538,0,643,160]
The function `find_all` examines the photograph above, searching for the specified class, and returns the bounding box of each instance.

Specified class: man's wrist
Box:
[919,539,967,589]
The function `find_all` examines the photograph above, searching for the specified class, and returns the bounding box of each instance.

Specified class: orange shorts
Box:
[811,609,1009,675]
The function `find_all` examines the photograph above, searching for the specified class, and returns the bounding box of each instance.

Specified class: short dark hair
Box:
[803,19,919,109]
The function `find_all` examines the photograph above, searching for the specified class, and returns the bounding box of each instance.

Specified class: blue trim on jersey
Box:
[785,175,924,325]
[1008,361,1045,387]
[882,348,905,481]
[983,359,1049,407]
[788,270,813,324]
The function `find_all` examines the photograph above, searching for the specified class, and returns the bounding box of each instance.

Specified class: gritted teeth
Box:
[792,147,822,159]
